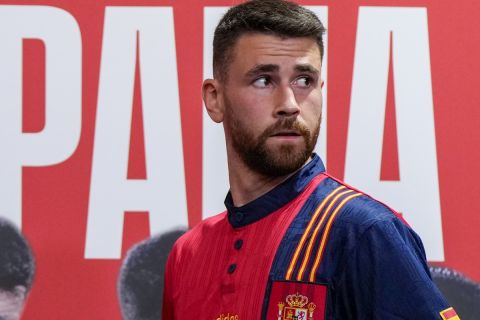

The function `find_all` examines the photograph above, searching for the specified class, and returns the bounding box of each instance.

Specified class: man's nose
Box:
[275,85,301,117]
[275,85,300,117]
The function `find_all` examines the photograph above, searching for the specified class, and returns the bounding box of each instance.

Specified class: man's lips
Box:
[269,131,303,142]
[271,130,301,137]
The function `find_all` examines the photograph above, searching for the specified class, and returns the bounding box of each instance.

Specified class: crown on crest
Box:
[286,293,308,308]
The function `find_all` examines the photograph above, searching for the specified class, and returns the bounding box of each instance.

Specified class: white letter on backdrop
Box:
[202,6,328,219]
[85,7,187,259]
[0,6,82,228]
[345,7,444,261]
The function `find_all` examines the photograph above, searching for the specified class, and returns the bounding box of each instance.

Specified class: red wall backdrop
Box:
[0,0,479,318]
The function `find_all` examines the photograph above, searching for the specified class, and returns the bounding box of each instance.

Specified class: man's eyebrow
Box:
[245,64,279,77]
[295,64,319,74]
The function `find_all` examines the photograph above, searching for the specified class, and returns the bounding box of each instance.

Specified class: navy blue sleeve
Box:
[334,217,450,319]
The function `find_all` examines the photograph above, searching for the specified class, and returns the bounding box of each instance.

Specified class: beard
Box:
[226,106,320,178]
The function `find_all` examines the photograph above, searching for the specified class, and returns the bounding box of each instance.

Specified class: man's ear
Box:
[202,78,224,123]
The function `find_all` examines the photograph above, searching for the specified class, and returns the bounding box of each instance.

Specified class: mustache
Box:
[262,118,310,137]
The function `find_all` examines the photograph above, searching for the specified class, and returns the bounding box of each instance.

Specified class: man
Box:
[163,1,458,319]
[0,217,35,320]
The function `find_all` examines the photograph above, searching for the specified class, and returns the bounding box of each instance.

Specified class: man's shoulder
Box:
[315,173,425,262]
[315,173,408,228]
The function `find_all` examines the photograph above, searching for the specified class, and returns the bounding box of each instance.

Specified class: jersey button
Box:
[227,263,237,274]
[234,211,245,223]
[234,239,243,250]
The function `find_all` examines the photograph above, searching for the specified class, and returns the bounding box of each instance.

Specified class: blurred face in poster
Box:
[0,218,35,320]
[0,286,27,320]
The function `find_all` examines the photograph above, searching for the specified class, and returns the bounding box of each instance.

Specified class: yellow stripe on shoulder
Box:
[309,192,362,282]
[297,189,355,281]
[285,185,345,280]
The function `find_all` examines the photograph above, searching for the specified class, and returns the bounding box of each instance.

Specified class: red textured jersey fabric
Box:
[163,155,452,319]
[162,174,326,320]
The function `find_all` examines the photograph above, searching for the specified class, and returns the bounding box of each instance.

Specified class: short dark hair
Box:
[213,0,326,81]
[0,217,35,292]
[118,229,187,320]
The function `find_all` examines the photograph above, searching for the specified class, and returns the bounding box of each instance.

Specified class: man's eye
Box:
[294,76,311,88]
[253,76,271,88]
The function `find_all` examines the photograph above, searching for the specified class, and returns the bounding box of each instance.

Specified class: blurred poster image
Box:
[430,266,480,319]
[0,218,35,320]
[118,229,186,320]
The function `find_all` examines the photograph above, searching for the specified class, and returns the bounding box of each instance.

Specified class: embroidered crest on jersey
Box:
[440,307,461,320]
[266,281,327,320]
[278,293,316,320]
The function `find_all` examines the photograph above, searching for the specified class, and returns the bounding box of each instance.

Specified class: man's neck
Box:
[227,153,310,207]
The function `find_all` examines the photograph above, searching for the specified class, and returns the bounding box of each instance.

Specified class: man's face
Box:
[221,33,323,177]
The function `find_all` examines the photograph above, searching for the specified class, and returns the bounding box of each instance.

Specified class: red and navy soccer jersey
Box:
[162,154,456,319]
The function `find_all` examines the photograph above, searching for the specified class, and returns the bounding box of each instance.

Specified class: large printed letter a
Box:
[345,7,444,261]
[85,7,187,259]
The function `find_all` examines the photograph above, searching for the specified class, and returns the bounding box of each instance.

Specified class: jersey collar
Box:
[224,153,325,228]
